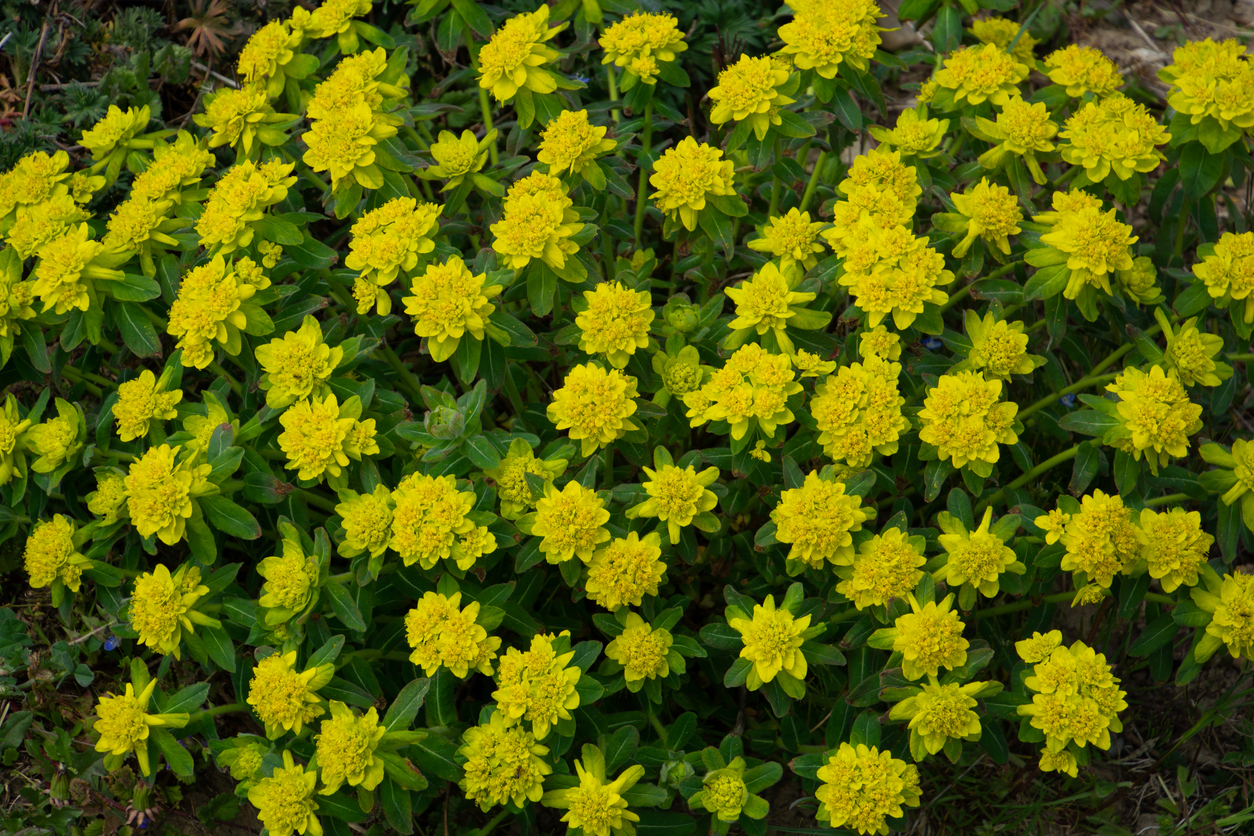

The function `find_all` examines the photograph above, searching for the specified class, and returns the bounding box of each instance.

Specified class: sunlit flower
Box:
[424,129,491,189]
[917,371,1019,476]
[971,17,1038,64]
[949,178,1022,258]
[889,679,990,756]
[125,444,212,545]
[1059,94,1169,182]
[728,594,810,690]
[600,12,687,85]
[973,97,1058,184]
[314,701,386,794]
[478,6,564,102]
[747,208,827,275]
[493,632,583,740]
[247,750,322,836]
[709,54,795,141]
[539,110,616,177]
[255,316,343,409]
[1193,568,1254,661]
[30,223,128,315]
[604,612,675,690]
[194,84,292,156]
[94,679,189,777]
[1044,44,1124,97]
[690,757,768,823]
[585,531,667,612]
[547,363,641,457]
[880,594,969,681]
[114,370,182,442]
[7,194,90,259]
[346,197,442,315]
[87,470,129,525]
[626,461,719,544]
[238,18,306,98]
[524,480,611,564]
[964,312,1044,380]
[1055,490,1144,589]
[167,256,258,369]
[935,508,1025,602]
[402,256,502,361]
[491,173,584,276]
[248,651,333,738]
[814,742,922,835]
[405,590,500,678]
[650,137,736,232]
[335,485,393,559]
[389,473,477,570]
[934,44,1029,107]
[196,158,297,253]
[257,534,319,621]
[128,563,212,659]
[1194,230,1254,324]
[25,399,85,475]
[835,527,926,610]
[277,394,373,483]
[1106,366,1203,473]
[23,515,90,593]
[1137,507,1212,593]
[482,437,568,520]
[724,261,830,353]
[683,343,802,441]
[541,746,645,836]
[778,1,883,78]
[80,105,150,167]
[772,470,870,570]
[131,131,215,204]
[866,107,948,159]
[459,712,552,810]
[1160,314,1233,388]
[576,282,654,368]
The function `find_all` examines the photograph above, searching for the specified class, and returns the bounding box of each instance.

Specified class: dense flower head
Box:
[626,462,719,544]
[650,137,737,231]
[600,12,686,83]
[1045,44,1125,97]
[708,54,795,140]
[825,149,921,249]
[478,6,563,102]
[248,651,332,737]
[238,19,303,96]
[935,508,1024,600]
[605,612,674,686]
[889,679,987,756]
[492,172,583,273]
[257,536,319,616]
[302,56,403,190]
[1194,570,1254,661]
[168,255,257,369]
[917,371,1019,474]
[194,84,283,154]
[576,282,655,368]
[256,316,344,409]
[866,107,948,159]
[683,343,802,441]
[1115,257,1163,304]
[832,222,954,330]
[725,261,828,352]
[306,0,371,39]
[493,632,582,740]
[129,563,210,658]
[890,595,969,681]
[860,326,901,361]
[93,680,176,776]
[131,132,215,203]
[585,531,666,612]
[346,197,441,314]
[527,480,611,564]
[542,747,645,836]
[729,594,809,689]
[277,393,374,483]
[692,759,754,823]
[405,590,500,678]
[971,17,1038,64]
[314,701,386,794]
[747,208,827,274]
[459,712,552,810]
[778,1,882,78]
[1054,490,1145,589]
[1018,639,1127,768]
[1037,194,1137,301]
[402,256,502,362]
[976,96,1057,183]
[390,473,478,570]
[113,370,182,442]
[426,129,489,184]
[23,515,89,592]
[7,194,90,259]
[335,484,393,559]
[30,223,127,315]
[1160,38,1254,135]
[125,444,211,546]
[1138,507,1213,593]
[79,105,150,162]
[835,527,925,609]
[950,178,1022,258]
[305,47,404,121]
[547,363,640,457]
[966,313,1042,379]
[934,44,1029,107]
[247,751,322,836]
[87,470,129,525]
[1162,316,1231,387]
[484,438,567,520]
[25,398,84,475]
[539,110,616,177]
[1193,231,1254,323]
[814,743,922,835]
[1106,366,1203,472]
[0,150,71,223]
[196,159,296,253]
[772,471,870,570]
[1059,94,1169,182]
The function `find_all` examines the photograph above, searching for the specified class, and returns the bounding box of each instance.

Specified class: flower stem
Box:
[938,283,971,313]
[768,135,785,218]
[799,150,826,214]
[633,97,655,249]
[470,809,510,836]
[647,708,670,748]
[976,443,1082,514]
[303,490,338,514]
[464,32,498,167]
[1144,492,1190,507]
[603,445,614,490]
[606,66,620,123]
[208,362,242,397]
[188,703,250,723]
[380,343,425,404]
[1016,372,1119,423]
[59,367,103,397]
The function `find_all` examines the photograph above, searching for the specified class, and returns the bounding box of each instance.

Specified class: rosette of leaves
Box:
[679,745,781,836]
[592,604,708,704]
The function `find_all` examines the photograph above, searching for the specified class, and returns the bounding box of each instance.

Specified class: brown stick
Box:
[22,15,53,119]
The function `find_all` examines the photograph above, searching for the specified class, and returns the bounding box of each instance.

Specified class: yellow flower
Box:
[344,197,441,315]
[835,528,926,610]
[542,745,646,836]
[306,0,371,43]
[973,97,1058,184]
[302,100,400,191]
[478,6,564,102]
[25,398,85,475]
[1193,568,1254,661]
[102,195,183,274]
[129,563,213,659]
[7,194,90,259]
[833,223,953,330]
[459,712,552,811]
[238,18,304,98]
[575,282,655,368]
[859,325,901,361]
[1159,313,1232,388]
[746,208,828,274]
[23,515,90,593]
[652,344,708,398]
[194,84,291,156]
[883,594,969,681]
[167,255,259,369]
[1018,640,1127,759]
[493,632,583,740]
[935,508,1025,602]
[125,444,213,545]
[256,316,344,409]
[30,223,128,314]
[949,177,1022,258]
[1194,230,1254,324]
[196,159,297,253]
[649,137,736,232]
[247,751,323,836]
[934,44,1029,107]
[1137,507,1212,593]
[547,363,641,457]
[690,758,762,823]
[389,472,477,569]
[79,105,150,164]
[824,148,921,255]
[482,437,568,520]
[964,312,1044,380]
[0,150,71,225]
[1035,510,1071,545]
[1034,192,1137,305]
[791,349,836,380]
[866,107,948,159]
[132,131,215,204]
[87,470,129,525]
[1015,630,1063,663]
[1160,39,1254,144]
[113,370,182,442]
[248,651,334,738]
[314,701,386,794]
[524,480,611,564]
[1039,750,1079,777]
[0,253,36,343]
[917,371,1019,476]
[604,613,675,690]
[1056,490,1144,589]
[814,743,922,835]
[1106,366,1203,473]
[424,129,491,188]
[724,261,830,353]
[708,54,795,141]
[683,343,802,441]
[1059,94,1169,182]
[491,172,585,276]
[539,110,617,177]
[1045,44,1124,97]
[600,12,687,85]
[405,590,500,678]
[772,470,870,571]
[401,256,503,361]
[626,461,719,544]
[586,532,667,612]
[889,679,990,757]
[182,399,235,460]
[257,535,319,621]
[971,17,1038,64]
[728,594,809,690]
[778,1,883,79]
[94,679,189,777]
[278,394,373,483]
[335,485,393,559]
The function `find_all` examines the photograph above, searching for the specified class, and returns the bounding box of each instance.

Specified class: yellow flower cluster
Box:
[23,515,89,593]
[599,12,686,85]
[883,594,970,681]
[128,563,212,659]
[605,612,676,689]
[709,55,794,141]
[277,393,376,483]
[255,316,344,409]
[538,110,616,178]
[125,444,213,545]
[934,44,1030,107]
[650,137,736,232]
[683,343,801,442]
[834,528,926,610]
[524,480,610,564]
[405,591,501,678]
[771,471,870,571]
[575,281,654,368]
[747,208,827,274]
[248,651,333,738]
[814,742,921,835]
[390,473,484,570]
[478,6,564,102]
[729,594,810,691]
[778,0,882,78]
[196,158,296,253]
[1059,94,1169,182]
[403,257,503,362]
[547,363,640,457]
[1160,38,1254,146]
[1194,231,1254,324]
[1044,44,1124,97]
[345,197,441,315]
[459,712,552,810]
[167,256,259,369]
[1106,366,1203,473]
[971,17,1038,64]
[1193,568,1254,662]
[585,531,667,612]
[493,632,582,740]
[917,371,1019,476]
[492,172,585,278]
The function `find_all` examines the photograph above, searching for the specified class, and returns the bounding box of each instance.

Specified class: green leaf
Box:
[635,810,697,836]
[1057,410,1120,436]
[199,496,262,540]
[162,682,210,714]
[829,86,862,132]
[383,679,430,733]
[325,578,367,632]
[409,733,463,782]
[1069,442,1100,495]
[152,728,194,776]
[115,302,162,357]
[201,626,236,673]
[426,667,457,727]
[379,780,412,835]
[932,3,962,51]
[111,273,163,302]
[1023,264,1069,301]
[1128,614,1180,657]
[1180,142,1225,201]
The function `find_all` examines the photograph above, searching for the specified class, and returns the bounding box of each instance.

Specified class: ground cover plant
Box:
[2,0,1254,834]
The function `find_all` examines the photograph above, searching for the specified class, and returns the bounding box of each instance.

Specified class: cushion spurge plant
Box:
[6,2,1254,836]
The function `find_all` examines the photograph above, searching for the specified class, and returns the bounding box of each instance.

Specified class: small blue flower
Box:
[103,635,119,651]
[921,336,943,351]
[574,75,590,84]
[1059,393,1076,408]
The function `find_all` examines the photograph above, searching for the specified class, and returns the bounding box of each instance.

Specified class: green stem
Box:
[799,150,827,214]
[59,368,103,397]
[768,135,785,218]
[633,97,655,249]
[606,66,620,123]
[380,343,425,403]
[465,32,498,166]
[938,283,971,313]
[1174,199,1190,261]
[208,362,242,397]
[1017,372,1119,423]
[976,444,1082,513]
[470,809,510,836]
[188,703,250,723]
[647,709,669,748]
[603,445,613,490]
[65,367,116,388]
[1144,492,1189,507]
[1228,353,1254,362]
[303,491,338,514]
